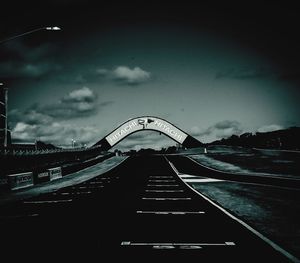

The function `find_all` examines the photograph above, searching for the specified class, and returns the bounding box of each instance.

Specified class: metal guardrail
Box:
[0,144,103,156]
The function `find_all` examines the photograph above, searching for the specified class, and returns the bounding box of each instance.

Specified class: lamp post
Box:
[0,26,61,150]
[0,26,61,44]
[71,139,76,148]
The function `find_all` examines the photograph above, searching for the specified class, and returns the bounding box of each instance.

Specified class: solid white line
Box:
[179,174,197,178]
[165,156,300,263]
[183,178,223,183]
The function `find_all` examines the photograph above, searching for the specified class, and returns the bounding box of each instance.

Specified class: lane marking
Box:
[165,156,300,263]
[178,174,197,178]
[149,176,173,178]
[136,210,205,215]
[0,214,39,219]
[182,178,223,183]
[148,179,176,182]
[57,191,92,195]
[147,184,179,187]
[142,197,191,201]
[23,199,73,204]
[145,189,184,193]
[121,241,235,247]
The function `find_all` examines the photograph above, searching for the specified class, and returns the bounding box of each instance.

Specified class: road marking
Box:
[145,189,184,192]
[23,199,73,204]
[0,214,39,219]
[136,210,205,215]
[165,156,300,263]
[142,197,191,201]
[148,179,176,182]
[182,178,223,183]
[121,241,235,247]
[179,174,197,178]
[149,176,173,178]
[147,184,179,187]
[58,191,92,195]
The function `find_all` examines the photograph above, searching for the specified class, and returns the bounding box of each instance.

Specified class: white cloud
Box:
[190,120,244,143]
[66,86,94,101]
[9,87,113,146]
[113,66,150,84]
[96,66,151,85]
[257,124,283,133]
[11,121,100,147]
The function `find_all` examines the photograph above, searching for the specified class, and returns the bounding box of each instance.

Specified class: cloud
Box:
[96,66,151,85]
[9,87,113,146]
[9,87,111,124]
[191,120,243,140]
[11,121,100,147]
[9,108,53,126]
[35,87,105,119]
[112,66,151,84]
[257,124,284,133]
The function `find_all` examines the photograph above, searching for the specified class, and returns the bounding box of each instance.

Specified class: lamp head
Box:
[46,26,61,31]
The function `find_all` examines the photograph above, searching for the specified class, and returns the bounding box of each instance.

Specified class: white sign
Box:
[48,167,62,181]
[38,171,49,179]
[7,172,33,190]
[106,117,188,146]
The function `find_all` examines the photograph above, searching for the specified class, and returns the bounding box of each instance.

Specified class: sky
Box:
[0,1,300,150]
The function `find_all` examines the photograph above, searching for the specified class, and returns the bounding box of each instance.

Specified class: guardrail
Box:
[0,152,114,192]
[0,144,103,156]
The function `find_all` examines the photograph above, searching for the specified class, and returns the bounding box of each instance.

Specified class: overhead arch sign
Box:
[105,117,188,147]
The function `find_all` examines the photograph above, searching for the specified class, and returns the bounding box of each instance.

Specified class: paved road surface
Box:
[0,155,292,262]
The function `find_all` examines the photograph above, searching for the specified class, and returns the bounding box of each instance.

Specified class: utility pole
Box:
[0,83,8,148]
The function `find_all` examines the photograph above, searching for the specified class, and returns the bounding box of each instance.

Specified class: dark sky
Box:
[1,1,300,149]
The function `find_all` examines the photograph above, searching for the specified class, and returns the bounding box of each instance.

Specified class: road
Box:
[0,155,293,262]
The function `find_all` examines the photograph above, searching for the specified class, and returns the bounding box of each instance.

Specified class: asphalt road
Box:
[0,155,293,262]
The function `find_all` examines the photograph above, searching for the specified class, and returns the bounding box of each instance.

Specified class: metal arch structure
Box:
[93,116,203,151]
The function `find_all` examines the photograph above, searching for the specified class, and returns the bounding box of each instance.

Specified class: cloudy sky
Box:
[1,1,299,150]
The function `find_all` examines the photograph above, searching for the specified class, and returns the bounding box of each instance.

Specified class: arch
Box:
[93,116,203,151]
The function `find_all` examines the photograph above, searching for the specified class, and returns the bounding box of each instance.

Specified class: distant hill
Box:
[209,127,300,150]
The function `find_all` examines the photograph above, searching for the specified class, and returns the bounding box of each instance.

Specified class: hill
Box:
[209,127,300,150]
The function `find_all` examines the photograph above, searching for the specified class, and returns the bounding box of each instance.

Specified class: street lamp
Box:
[0,26,61,150]
[0,26,61,44]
